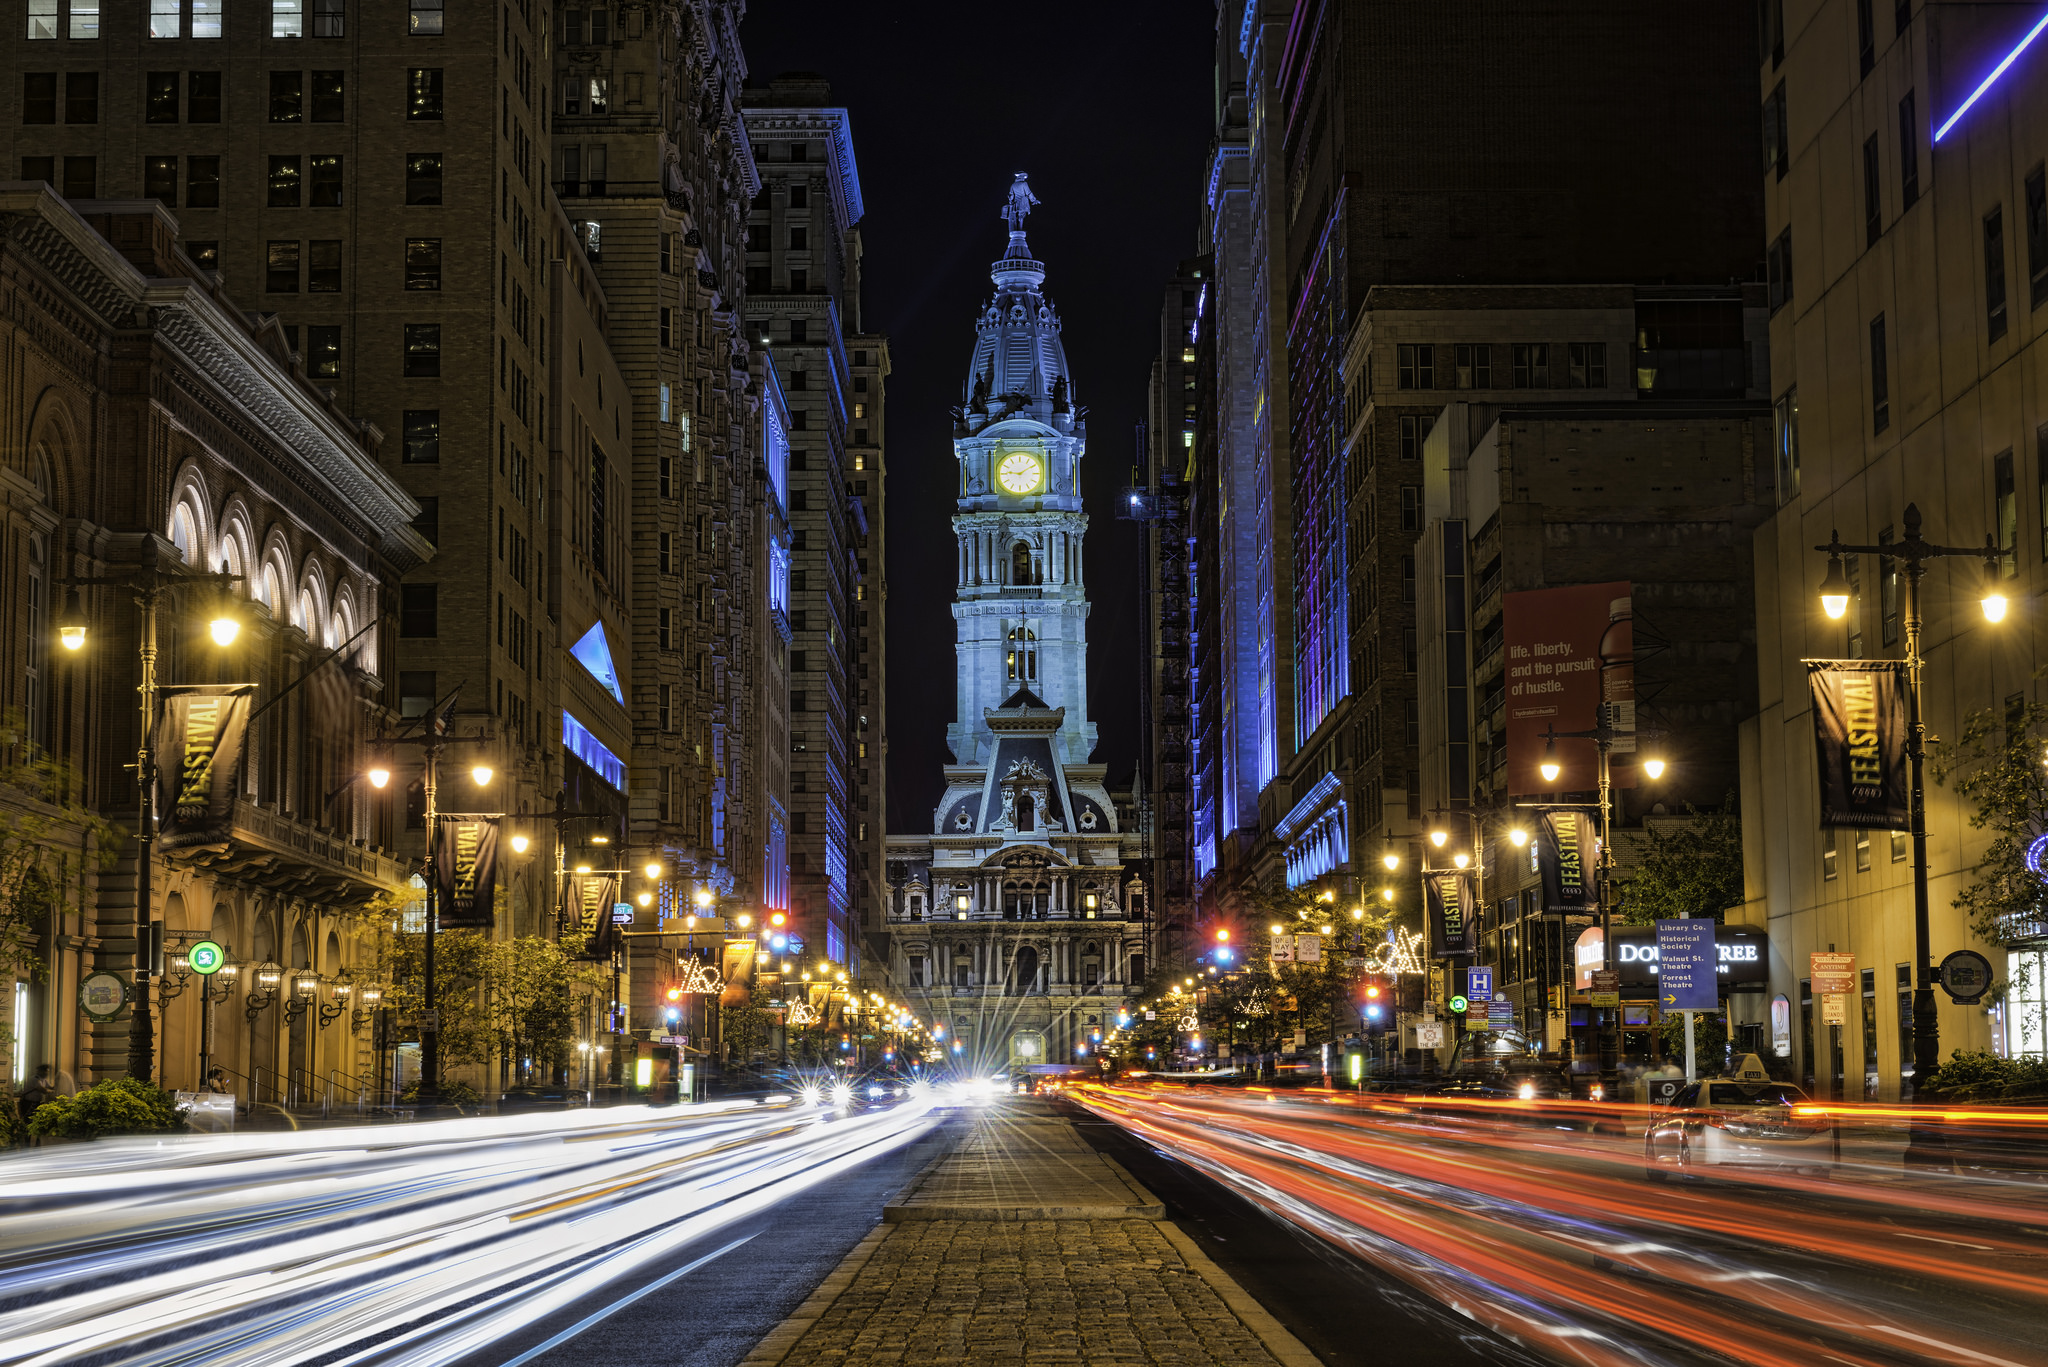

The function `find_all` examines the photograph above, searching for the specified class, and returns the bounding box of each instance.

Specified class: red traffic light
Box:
[665,986,683,1003]
[1215,928,1231,943]
[771,911,787,927]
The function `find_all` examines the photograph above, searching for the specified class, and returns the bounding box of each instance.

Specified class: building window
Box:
[192,0,221,36]
[2027,164,2048,313]
[268,155,302,206]
[188,71,221,121]
[265,240,300,292]
[789,226,808,251]
[68,0,98,39]
[399,583,437,637]
[659,307,674,348]
[405,237,441,289]
[588,7,608,42]
[307,324,340,378]
[1767,230,1793,313]
[1863,134,1882,248]
[1997,449,2018,577]
[1856,0,1874,75]
[1774,386,1800,504]
[589,447,608,578]
[402,410,438,463]
[26,0,57,39]
[1454,343,1490,389]
[659,684,674,732]
[587,76,609,115]
[1568,342,1606,388]
[308,238,340,291]
[404,323,441,376]
[406,151,443,205]
[60,156,94,199]
[1870,313,1890,434]
[1823,829,1838,880]
[64,71,97,124]
[313,0,343,36]
[143,71,176,123]
[1763,81,1787,181]
[1511,342,1548,387]
[309,153,342,207]
[1396,343,1434,389]
[410,0,443,34]
[1400,485,1421,532]
[22,72,56,123]
[311,69,343,121]
[1899,91,1919,208]
[144,156,177,206]
[270,70,302,122]
[1986,206,2009,342]
[1398,413,1432,460]
[186,156,219,208]
[657,608,674,651]
[186,241,218,271]
[273,0,304,36]
[407,68,443,120]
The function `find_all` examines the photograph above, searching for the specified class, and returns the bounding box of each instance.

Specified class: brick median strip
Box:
[735,1107,1321,1367]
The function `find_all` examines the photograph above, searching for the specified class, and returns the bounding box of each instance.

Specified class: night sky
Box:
[741,2,1215,832]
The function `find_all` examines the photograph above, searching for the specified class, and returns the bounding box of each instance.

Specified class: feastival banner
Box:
[570,873,618,934]
[153,684,256,851]
[1427,872,1475,957]
[1807,661,1909,828]
[434,816,499,930]
[1537,809,1594,914]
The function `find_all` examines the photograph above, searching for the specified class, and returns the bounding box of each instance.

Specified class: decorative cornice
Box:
[1273,771,1344,845]
[739,107,864,230]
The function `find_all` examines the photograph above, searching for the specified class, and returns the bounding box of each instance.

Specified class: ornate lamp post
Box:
[1814,504,2006,1093]
[56,562,242,1082]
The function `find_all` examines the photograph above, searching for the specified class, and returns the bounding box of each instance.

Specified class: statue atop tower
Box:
[1002,173,1040,232]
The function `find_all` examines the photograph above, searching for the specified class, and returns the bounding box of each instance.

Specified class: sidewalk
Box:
[738,1099,1319,1367]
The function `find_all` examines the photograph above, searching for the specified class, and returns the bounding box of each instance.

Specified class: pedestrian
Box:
[204,1067,233,1099]
[16,1064,56,1125]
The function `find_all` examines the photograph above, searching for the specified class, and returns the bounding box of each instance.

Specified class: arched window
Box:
[297,589,317,634]
[169,503,199,563]
[24,533,47,749]
[1016,791,1035,832]
[1003,879,1021,920]
[1033,880,1049,919]
[1006,624,1038,682]
[1013,945,1040,994]
[258,562,282,613]
[1011,541,1039,586]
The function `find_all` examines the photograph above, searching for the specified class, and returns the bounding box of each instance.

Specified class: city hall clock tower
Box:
[948,174,1095,768]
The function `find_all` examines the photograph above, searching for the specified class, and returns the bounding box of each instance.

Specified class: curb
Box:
[733,1222,891,1367]
[1155,1221,1326,1367]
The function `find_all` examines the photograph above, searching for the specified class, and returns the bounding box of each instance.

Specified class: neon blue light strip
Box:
[1935,9,2048,141]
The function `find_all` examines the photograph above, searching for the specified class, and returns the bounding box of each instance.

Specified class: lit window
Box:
[149,0,180,37]
[27,0,57,39]
[69,0,100,38]
[273,0,304,37]
[192,0,222,35]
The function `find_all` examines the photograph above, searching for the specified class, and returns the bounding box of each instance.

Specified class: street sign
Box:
[419,1009,440,1030]
[1448,994,1470,1014]
[1810,951,1856,995]
[1939,950,1994,1005]
[1486,995,1514,1030]
[1414,1022,1446,1048]
[1295,934,1323,964]
[78,971,127,1022]
[1822,992,1847,1025]
[1271,934,1295,963]
[1589,969,1620,1008]
[187,940,226,976]
[1656,918,1718,1011]
[1467,967,1494,999]
[612,902,635,925]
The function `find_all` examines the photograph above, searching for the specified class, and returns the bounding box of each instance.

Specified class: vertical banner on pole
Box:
[153,684,256,850]
[1806,661,1910,828]
[1427,873,1474,957]
[1536,809,1594,913]
[434,816,499,929]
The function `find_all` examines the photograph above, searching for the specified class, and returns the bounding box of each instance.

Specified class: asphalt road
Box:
[453,1111,964,1367]
[1064,1106,1547,1367]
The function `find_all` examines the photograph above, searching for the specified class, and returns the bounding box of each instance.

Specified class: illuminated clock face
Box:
[997,451,1043,494]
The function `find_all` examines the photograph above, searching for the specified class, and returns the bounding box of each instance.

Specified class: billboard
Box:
[1504,581,1633,795]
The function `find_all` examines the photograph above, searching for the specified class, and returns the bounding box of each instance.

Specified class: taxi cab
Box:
[1643,1054,1834,1180]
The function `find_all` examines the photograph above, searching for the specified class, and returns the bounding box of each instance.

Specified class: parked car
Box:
[1644,1057,1833,1180]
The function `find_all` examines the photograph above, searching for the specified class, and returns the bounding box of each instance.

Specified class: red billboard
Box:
[1503,581,1633,795]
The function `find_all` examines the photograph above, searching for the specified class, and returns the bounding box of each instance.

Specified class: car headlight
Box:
[1518,1082,1537,1101]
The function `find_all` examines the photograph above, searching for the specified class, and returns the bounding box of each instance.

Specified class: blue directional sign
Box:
[1466,967,1494,1000]
[1655,919,1718,1011]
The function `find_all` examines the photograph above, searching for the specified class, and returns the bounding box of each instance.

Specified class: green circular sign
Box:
[1449,994,1470,1014]
[189,940,226,976]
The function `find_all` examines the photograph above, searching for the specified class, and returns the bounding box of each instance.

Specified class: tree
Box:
[481,934,606,1086]
[1931,700,2048,944]
[1615,799,1745,926]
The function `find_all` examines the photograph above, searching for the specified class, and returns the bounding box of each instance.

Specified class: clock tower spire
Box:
[947,176,1093,767]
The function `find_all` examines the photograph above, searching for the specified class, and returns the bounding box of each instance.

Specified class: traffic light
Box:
[1360,978,1388,1031]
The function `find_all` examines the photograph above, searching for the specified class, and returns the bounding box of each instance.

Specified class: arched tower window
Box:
[1006,624,1038,682]
[169,503,199,563]
[1010,541,1038,585]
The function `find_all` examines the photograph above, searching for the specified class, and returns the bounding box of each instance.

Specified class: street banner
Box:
[1503,581,1634,794]
[1536,809,1594,913]
[1809,950,1856,995]
[153,684,256,850]
[1426,872,1474,956]
[1807,661,1909,828]
[569,874,618,934]
[434,816,499,930]
[1656,918,1719,1010]
[719,938,755,1007]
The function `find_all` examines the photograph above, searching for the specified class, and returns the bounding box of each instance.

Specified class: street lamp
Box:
[1814,506,2007,1093]
[57,559,243,1081]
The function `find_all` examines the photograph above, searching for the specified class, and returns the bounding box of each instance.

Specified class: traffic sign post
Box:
[1657,919,1718,1082]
